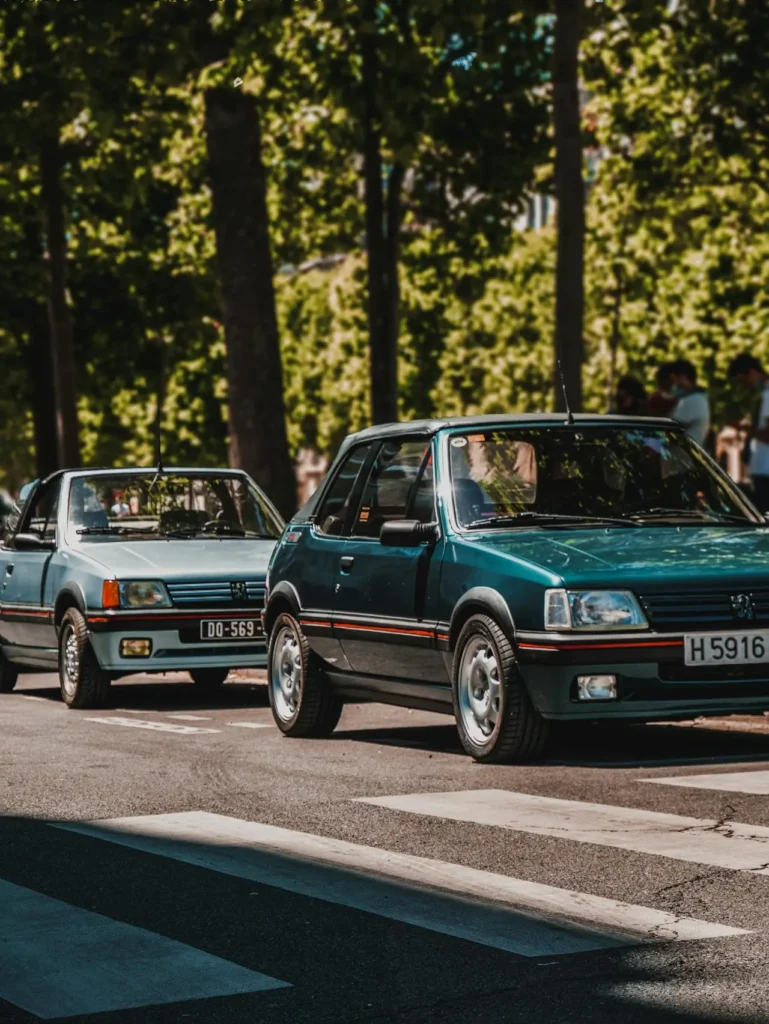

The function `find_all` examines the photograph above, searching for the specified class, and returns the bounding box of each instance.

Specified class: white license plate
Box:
[200,619,262,641]
[684,631,769,666]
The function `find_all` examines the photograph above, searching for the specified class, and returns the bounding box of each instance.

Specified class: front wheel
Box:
[0,648,18,693]
[59,608,111,709]
[452,613,549,763]
[190,668,229,692]
[267,613,342,737]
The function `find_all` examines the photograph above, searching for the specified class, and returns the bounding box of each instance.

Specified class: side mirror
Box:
[379,520,439,547]
[14,532,55,552]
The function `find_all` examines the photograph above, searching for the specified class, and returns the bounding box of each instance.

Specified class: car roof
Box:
[345,413,678,442]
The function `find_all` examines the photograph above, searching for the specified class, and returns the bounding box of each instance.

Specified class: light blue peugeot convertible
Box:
[0,467,284,707]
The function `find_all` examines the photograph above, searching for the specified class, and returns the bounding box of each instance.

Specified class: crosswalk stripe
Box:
[165,714,213,721]
[356,789,769,874]
[54,812,747,954]
[228,721,272,729]
[85,716,220,735]
[643,769,769,794]
[0,877,288,1019]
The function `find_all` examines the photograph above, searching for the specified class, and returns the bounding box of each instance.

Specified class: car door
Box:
[290,441,377,669]
[0,477,61,652]
[333,437,447,682]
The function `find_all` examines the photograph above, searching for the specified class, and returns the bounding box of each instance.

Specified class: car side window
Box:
[315,443,374,536]
[352,439,430,539]
[22,480,62,542]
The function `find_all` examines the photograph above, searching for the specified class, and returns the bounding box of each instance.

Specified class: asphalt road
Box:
[4,672,769,1023]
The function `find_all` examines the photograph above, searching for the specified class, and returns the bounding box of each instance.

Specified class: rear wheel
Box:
[268,612,342,737]
[0,648,18,693]
[190,668,229,691]
[59,608,111,709]
[452,613,549,763]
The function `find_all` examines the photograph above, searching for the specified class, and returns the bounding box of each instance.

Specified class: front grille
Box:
[166,579,266,608]
[639,590,769,632]
[659,662,769,683]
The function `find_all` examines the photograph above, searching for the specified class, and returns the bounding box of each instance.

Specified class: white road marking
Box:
[643,769,769,795]
[356,789,769,874]
[0,877,288,1019]
[165,714,212,721]
[85,716,220,735]
[228,722,272,729]
[19,695,48,702]
[55,812,746,954]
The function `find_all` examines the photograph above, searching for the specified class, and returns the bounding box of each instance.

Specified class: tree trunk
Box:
[27,308,59,480]
[361,9,398,425]
[203,87,295,518]
[552,0,585,413]
[40,134,80,467]
[383,160,405,416]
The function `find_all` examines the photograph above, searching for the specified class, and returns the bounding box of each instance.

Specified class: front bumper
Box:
[87,609,267,673]
[517,630,769,720]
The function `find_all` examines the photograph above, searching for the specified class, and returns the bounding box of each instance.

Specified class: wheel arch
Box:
[263,581,302,636]
[448,588,516,650]
[53,585,87,631]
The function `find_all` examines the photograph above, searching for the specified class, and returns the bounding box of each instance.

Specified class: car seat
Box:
[453,477,487,524]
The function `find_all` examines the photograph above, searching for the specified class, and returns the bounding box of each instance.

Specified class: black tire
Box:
[267,612,342,737]
[452,613,549,763]
[58,608,112,709]
[190,668,229,691]
[0,648,18,693]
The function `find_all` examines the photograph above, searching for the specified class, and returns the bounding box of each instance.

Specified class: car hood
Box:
[468,525,769,590]
[72,538,275,579]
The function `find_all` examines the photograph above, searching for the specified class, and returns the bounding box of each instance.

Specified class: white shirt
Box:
[751,384,769,476]
[672,390,710,446]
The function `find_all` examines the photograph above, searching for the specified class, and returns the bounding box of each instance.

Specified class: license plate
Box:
[200,619,262,641]
[684,631,769,666]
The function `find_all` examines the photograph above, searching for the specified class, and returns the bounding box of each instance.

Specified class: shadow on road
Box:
[0,813,761,1024]
[17,676,270,713]
[334,717,769,770]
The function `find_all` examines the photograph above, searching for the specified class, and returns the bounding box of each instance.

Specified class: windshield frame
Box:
[62,469,285,544]
[441,423,764,534]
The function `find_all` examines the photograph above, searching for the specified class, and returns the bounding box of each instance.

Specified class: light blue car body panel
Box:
[0,468,280,675]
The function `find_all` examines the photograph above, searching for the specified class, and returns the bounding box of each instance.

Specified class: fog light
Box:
[120,638,152,658]
[576,675,617,701]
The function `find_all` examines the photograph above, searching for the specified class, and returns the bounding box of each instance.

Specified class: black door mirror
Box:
[379,520,439,547]
[14,532,55,552]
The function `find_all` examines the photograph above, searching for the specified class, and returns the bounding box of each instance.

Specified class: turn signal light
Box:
[102,580,120,609]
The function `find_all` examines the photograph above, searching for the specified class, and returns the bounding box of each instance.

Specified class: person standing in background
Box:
[646,362,678,418]
[669,359,711,448]
[614,376,647,416]
[727,353,769,512]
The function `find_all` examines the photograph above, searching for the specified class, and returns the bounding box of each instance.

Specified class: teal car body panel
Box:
[0,467,280,676]
[265,414,769,723]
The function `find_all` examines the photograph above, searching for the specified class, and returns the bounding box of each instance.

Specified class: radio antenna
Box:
[557,360,575,426]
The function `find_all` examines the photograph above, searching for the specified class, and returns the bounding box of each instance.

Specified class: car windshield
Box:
[448,426,762,529]
[67,473,284,540]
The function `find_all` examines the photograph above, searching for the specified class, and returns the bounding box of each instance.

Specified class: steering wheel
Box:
[201,519,242,533]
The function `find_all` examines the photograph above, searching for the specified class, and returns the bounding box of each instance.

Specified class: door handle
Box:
[339,555,355,572]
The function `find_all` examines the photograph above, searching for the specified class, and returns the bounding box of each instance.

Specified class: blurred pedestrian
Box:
[646,361,678,418]
[614,376,647,416]
[727,353,769,512]
[669,359,710,447]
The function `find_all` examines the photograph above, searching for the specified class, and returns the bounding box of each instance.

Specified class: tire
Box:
[58,608,112,709]
[267,612,342,737]
[190,668,229,691]
[0,648,18,693]
[452,613,549,763]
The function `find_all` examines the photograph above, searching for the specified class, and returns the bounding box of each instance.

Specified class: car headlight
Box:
[544,589,647,631]
[119,580,171,609]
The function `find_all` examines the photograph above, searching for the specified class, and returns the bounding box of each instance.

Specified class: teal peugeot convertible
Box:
[0,467,283,707]
[263,414,769,762]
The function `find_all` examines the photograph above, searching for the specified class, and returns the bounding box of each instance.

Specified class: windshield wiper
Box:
[76,525,155,536]
[463,512,641,530]
[629,507,753,525]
